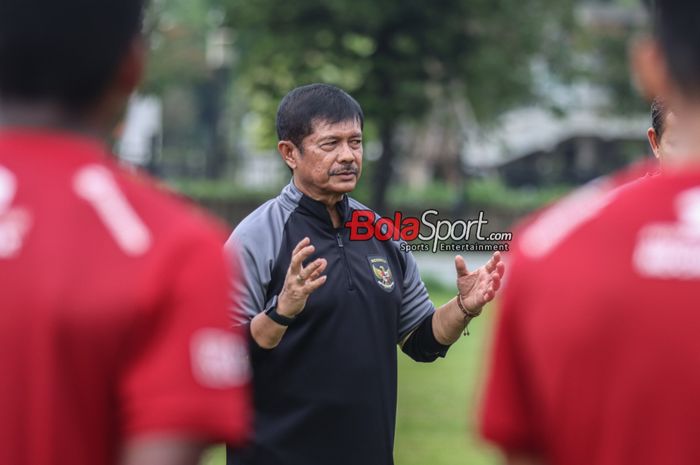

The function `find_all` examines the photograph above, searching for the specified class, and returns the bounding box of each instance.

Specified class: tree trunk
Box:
[371,121,396,215]
[201,68,228,179]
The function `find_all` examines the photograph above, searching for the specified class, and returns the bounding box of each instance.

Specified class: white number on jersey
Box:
[634,187,700,280]
[73,165,152,256]
[0,165,32,259]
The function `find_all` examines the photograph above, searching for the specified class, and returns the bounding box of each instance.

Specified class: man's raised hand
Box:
[277,237,328,318]
[454,252,505,313]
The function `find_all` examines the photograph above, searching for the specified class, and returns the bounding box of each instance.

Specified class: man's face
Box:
[292,118,363,198]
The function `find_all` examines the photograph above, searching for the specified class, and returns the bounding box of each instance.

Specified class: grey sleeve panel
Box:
[224,243,249,326]
[347,198,436,340]
[224,186,299,326]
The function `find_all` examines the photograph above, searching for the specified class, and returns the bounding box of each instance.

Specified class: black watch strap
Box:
[264,295,295,326]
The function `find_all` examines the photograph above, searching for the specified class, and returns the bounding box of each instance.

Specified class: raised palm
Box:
[455,252,505,312]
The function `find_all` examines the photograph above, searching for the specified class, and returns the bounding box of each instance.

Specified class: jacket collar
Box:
[282,178,351,228]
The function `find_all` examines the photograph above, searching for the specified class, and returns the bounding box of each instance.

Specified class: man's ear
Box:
[632,37,670,101]
[647,127,661,160]
[278,141,299,170]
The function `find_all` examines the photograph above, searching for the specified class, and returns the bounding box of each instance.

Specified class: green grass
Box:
[201,281,503,465]
[394,285,502,465]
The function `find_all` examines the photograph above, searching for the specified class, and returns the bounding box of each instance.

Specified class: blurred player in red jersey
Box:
[0,1,251,465]
[480,1,700,465]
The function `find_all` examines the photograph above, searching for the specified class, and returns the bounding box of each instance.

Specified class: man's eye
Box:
[350,139,362,146]
[322,142,337,149]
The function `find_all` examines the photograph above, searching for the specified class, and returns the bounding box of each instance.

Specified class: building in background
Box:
[117,94,163,173]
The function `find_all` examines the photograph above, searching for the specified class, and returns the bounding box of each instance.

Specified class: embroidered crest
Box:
[368,256,395,292]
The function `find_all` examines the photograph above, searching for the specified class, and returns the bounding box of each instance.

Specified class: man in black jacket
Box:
[226,83,504,465]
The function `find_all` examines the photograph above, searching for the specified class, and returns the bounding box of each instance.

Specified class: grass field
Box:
[201,281,503,465]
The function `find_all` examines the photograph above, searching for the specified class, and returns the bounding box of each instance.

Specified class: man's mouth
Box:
[331,169,358,177]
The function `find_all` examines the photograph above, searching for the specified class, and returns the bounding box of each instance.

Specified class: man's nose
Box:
[337,142,356,163]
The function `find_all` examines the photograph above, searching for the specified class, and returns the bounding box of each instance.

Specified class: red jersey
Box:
[0,129,251,465]
[481,163,700,465]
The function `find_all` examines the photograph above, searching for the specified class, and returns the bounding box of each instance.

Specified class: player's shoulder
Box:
[511,163,661,264]
[514,181,614,261]
[515,161,700,267]
[2,130,225,257]
[106,163,227,249]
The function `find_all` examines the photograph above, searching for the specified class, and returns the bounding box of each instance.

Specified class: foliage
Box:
[464,177,571,211]
[142,0,214,94]
[223,0,575,139]
[221,0,577,209]
[142,0,648,196]
[564,2,649,116]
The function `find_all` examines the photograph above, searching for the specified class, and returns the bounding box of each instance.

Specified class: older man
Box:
[225,83,504,465]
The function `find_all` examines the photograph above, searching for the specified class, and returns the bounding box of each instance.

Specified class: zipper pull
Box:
[336,233,344,247]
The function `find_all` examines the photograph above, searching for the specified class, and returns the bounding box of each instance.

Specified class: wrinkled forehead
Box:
[309,117,363,140]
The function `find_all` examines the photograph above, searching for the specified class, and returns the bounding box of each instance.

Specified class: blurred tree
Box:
[142,0,238,179]
[143,0,211,94]
[223,0,575,212]
[568,0,649,116]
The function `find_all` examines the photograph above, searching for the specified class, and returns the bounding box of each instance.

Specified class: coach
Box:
[225,83,504,465]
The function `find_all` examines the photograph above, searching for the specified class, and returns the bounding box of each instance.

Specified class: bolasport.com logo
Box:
[345,209,513,253]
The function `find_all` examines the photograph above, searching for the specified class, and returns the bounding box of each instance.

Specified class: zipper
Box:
[336,231,354,291]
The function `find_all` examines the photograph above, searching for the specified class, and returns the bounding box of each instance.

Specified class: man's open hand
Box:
[277,237,328,318]
[454,252,505,312]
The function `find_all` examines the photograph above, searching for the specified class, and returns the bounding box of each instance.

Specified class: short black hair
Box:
[652,0,700,96]
[651,97,668,138]
[276,83,364,150]
[0,0,146,110]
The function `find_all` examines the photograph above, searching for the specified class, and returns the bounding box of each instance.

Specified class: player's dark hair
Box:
[652,0,700,96]
[651,97,667,139]
[276,83,364,151]
[0,0,146,110]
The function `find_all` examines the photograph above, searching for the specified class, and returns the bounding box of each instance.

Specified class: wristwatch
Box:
[264,295,296,326]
